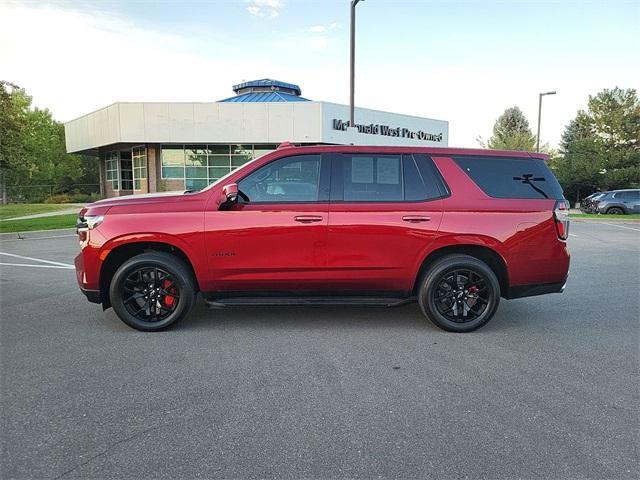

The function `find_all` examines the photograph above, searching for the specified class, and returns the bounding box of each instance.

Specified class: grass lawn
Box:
[0,203,78,220]
[570,213,640,220]
[0,214,78,233]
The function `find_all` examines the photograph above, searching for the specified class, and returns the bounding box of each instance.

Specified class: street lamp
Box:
[536,91,556,152]
[349,0,364,128]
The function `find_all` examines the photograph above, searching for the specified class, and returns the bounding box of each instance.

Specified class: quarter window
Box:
[453,156,565,200]
[238,155,323,203]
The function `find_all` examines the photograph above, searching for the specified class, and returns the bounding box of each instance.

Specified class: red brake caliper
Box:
[162,279,176,308]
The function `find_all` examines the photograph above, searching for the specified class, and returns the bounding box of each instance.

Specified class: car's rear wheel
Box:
[418,254,500,332]
[109,252,196,331]
[606,207,625,215]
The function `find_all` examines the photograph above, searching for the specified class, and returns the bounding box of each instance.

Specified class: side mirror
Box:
[221,183,239,203]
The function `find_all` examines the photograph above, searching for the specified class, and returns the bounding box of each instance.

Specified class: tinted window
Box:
[403,155,426,201]
[616,191,640,199]
[238,155,323,203]
[453,156,564,200]
[342,154,404,201]
[413,154,449,199]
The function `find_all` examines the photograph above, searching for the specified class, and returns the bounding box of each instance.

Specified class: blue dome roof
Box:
[219,78,310,103]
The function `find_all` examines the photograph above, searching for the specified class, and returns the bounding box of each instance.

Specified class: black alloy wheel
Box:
[418,254,500,332]
[122,266,180,322]
[109,252,196,331]
[432,269,491,323]
[606,207,625,215]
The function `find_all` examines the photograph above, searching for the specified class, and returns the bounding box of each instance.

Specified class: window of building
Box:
[238,155,322,203]
[105,152,120,190]
[160,144,278,189]
[161,145,185,179]
[132,146,147,190]
[120,155,133,191]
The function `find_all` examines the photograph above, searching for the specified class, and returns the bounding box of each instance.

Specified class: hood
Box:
[89,190,191,207]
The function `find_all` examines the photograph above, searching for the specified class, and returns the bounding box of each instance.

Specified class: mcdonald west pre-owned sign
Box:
[332,119,444,142]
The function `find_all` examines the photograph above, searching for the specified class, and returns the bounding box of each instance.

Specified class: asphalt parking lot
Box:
[1,221,638,479]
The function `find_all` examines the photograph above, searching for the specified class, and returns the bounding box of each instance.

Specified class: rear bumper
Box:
[505,277,567,300]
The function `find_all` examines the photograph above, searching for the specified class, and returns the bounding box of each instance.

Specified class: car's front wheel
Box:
[109,252,196,331]
[418,254,500,332]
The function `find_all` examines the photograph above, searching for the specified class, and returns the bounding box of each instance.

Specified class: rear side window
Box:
[332,153,444,202]
[453,156,564,200]
[615,191,640,199]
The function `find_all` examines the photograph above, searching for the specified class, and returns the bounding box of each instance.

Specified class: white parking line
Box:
[0,252,74,268]
[599,222,640,232]
[0,262,75,270]
[569,233,579,237]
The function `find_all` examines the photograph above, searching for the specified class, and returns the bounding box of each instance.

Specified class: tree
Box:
[482,106,537,151]
[551,87,640,202]
[0,81,31,202]
[0,81,99,203]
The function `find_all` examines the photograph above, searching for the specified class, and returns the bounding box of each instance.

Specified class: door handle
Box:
[294,215,323,223]
[402,215,431,223]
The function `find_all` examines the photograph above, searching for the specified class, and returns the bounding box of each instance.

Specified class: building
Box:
[64,79,449,198]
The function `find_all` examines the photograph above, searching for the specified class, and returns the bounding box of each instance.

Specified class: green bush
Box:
[44,192,102,204]
[45,193,72,204]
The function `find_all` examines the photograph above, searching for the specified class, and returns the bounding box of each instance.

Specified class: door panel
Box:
[204,153,330,293]
[205,203,329,291]
[326,153,444,294]
[327,202,443,293]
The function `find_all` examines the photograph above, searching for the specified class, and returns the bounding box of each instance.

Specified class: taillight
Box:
[554,200,570,240]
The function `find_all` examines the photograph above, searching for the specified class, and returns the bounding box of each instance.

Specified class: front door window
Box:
[238,154,325,203]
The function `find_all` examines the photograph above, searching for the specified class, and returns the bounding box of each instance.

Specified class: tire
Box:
[109,252,196,331]
[606,207,625,215]
[418,254,501,333]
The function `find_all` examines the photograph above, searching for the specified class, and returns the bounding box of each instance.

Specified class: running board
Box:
[204,296,415,309]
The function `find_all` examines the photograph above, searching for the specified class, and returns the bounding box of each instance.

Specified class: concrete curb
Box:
[570,218,640,224]
[0,228,77,241]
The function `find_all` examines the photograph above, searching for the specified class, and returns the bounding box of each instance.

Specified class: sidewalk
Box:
[0,205,83,221]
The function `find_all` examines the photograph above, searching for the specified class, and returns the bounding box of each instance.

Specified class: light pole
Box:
[349,0,364,128]
[536,91,556,152]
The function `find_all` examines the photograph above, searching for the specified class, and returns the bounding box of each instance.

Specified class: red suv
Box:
[75,145,570,332]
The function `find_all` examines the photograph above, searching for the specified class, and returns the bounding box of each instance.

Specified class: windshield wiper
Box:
[513,174,549,199]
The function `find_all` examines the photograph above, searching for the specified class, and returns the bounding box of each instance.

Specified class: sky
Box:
[1,0,638,148]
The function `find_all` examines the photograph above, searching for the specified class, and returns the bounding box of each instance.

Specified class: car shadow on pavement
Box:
[97,296,549,334]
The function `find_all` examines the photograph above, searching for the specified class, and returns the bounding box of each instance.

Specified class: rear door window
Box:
[453,156,564,200]
[331,153,444,202]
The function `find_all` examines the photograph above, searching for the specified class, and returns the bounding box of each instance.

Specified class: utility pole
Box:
[536,91,556,152]
[349,0,364,128]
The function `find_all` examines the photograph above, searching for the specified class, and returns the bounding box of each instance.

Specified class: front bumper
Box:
[80,287,101,304]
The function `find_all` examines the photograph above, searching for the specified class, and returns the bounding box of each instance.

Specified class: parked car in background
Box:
[580,192,607,213]
[595,189,640,215]
[75,144,570,333]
